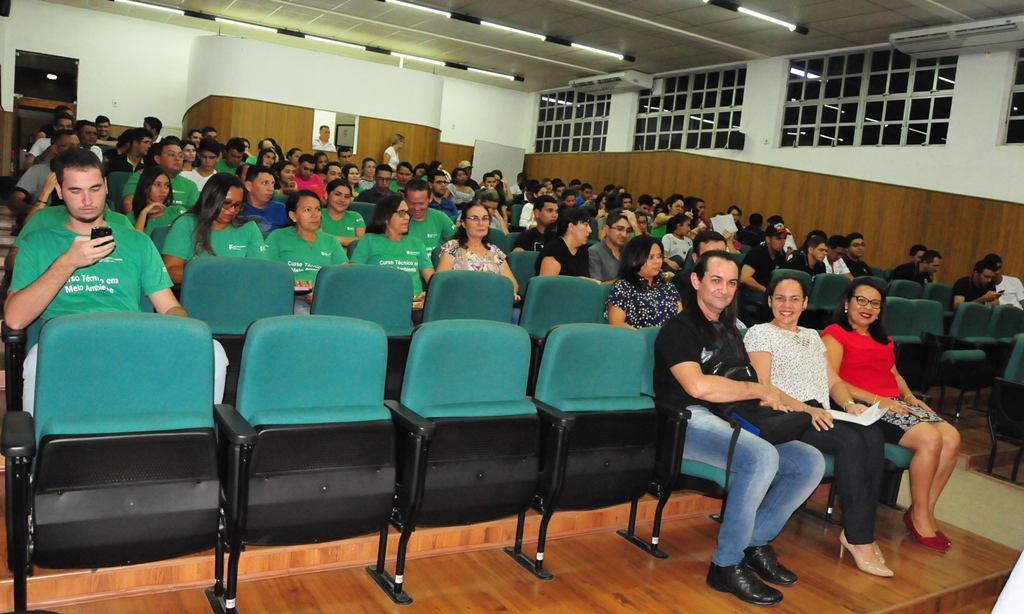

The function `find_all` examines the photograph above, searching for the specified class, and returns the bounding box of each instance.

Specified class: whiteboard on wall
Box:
[472,140,525,181]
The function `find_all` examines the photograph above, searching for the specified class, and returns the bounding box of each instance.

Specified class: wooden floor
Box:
[48,506,1018,614]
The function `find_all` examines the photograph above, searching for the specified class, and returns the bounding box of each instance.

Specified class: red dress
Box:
[821,324,899,397]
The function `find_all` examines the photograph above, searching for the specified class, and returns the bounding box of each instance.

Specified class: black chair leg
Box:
[505,508,556,580]
[617,492,671,560]
[1012,446,1024,483]
[6,455,31,612]
[208,442,254,614]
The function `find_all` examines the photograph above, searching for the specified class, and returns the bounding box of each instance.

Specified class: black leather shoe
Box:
[706,562,783,606]
[744,545,798,586]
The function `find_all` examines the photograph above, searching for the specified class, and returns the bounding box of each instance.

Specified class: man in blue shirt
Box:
[241,165,289,233]
[427,170,458,217]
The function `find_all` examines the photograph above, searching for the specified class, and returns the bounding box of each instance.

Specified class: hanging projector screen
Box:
[471,140,525,182]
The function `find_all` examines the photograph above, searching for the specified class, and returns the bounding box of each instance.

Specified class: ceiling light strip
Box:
[570,42,624,61]
[467,67,516,81]
[383,0,450,18]
[392,52,446,67]
[113,0,184,15]
[305,35,367,51]
[215,17,278,33]
[703,0,808,35]
[481,21,547,41]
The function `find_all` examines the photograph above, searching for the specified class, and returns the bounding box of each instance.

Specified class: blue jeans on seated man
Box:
[684,406,825,567]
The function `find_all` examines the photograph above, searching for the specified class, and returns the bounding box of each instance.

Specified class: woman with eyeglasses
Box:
[822,276,960,554]
[436,201,519,298]
[161,174,267,284]
[605,235,680,328]
[351,194,435,314]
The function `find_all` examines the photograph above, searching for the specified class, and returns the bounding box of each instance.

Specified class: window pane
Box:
[670,133,683,149]
[892,51,912,70]
[868,74,887,96]
[798,128,815,147]
[582,122,592,136]
[692,92,704,108]
[694,73,706,90]
[936,68,956,91]
[1007,119,1024,143]
[676,93,687,109]
[843,76,862,97]
[818,125,837,147]
[661,116,672,132]
[781,129,796,147]
[699,132,713,148]
[847,53,864,74]
[738,68,746,86]
[884,99,905,121]
[707,71,720,89]
[645,135,656,150]
[572,138,581,151]
[889,71,909,94]
[665,77,677,94]
[906,124,927,145]
[862,124,880,145]
[824,77,842,99]
[871,50,890,73]
[658,133,670,150]
[821,104,838,124]
[865,101,883,123]
[882,123,902,145]
[801,105,818,124]
[573,123,582,137]
[804,80,821,100]
[808,58,825,78]
[721,89,734,106]
[1011,92,1024,117]
[723,70,736,87]
[686,133,699,149]
[788,82,803,101]
[633,136,644,151]
[933,96,952,120]
[828,56,845,76]
[913,69,934,92]
[837,125,855,146]
[840,102,858,122]
[635,118,646,134]
[929,122,948,145]
[734,90,744,105]
[717,111,731,129]
[705,91,718,107]
[909,98,931,121]
[673,115,685,131]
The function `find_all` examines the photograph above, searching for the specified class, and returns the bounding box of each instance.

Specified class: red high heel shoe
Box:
[903,509,949,553]
[935,529,952,549]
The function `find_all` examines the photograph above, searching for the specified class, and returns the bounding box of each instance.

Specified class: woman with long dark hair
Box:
[341,163,361,194]
[160,173,266,283]
[822,276,960,553]
[350,194,434,313]
[131,166,185,236]
[537,207,592,277]
[605,234,681,328]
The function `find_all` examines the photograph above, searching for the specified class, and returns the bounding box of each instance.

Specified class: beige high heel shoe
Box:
[874,543,885,565]
[840,531,894,578]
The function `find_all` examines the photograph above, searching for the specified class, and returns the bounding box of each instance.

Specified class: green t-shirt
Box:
[14,207,133,249]
[350,233,431,296]
[161,215,267,261]
[264,227,348,284]
[214,159,243,174]
[139,204,187,236]
[10,224,172,322]
[121,173,200,209]
[407,209,456,250]
[319,208,365,238]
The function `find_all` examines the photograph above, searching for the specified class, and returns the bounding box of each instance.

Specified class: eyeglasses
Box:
[609,225,632,233]
[648,253,664,261]
[852,295,882,309]
[465,215,491,223]
[222,202,245,211]
[393,210,411,218]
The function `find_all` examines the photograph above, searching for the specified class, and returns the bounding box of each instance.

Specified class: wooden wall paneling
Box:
[182,96,314,161]
[1,110,13,176]
[356,117,439,170]
[525,150,1024,276]
[438,142,474,174]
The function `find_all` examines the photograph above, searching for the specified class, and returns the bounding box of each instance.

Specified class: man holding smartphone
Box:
[5,148,225,414]
[952,259,1003,308]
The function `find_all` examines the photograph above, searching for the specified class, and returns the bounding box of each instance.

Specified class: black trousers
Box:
[800,420,885,544]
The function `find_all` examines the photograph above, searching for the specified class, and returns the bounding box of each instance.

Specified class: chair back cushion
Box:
[180,258,294,334]
[311,264,413,335]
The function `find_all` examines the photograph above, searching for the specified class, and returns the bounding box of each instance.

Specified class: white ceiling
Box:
[47,0,1024,91]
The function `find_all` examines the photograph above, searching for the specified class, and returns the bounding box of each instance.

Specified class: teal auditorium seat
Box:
[869,266,885,279]
[505,324,659,579]
[422,270,514,323]
[210,316,430,613]
[888,279,923,300]
[510,204,525,230]
[180,258,294,405]
[770,268,811,290]
[349,201,375,221]
[150,224,171,252]
[518,276,610,394]
[807,273,850,327]
[922,282,954,319]
[2,319,45,412]
[507,250,539,295]
[105,171,132,208]
[312,264,413,399]
[2,313,231,612]
[942,302,999,417]
[988,335,1024,481]
[367,320,540,605]
[271,191,288,204]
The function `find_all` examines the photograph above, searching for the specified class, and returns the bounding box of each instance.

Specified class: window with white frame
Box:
[534,90,610,153]
[1006,49,1024,144]
[781,49,956,147]
[634,67,745,151]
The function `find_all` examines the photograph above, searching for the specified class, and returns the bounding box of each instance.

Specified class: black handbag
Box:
[705,358,812,445]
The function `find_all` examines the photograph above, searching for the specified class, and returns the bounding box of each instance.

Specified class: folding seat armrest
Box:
[652,397,692,422]
[1,321,26,346]
[214,404,258,446]
[1,411,35,459]
[994,377,1024,402]
[384,400,436,438]
[529,397,575,428]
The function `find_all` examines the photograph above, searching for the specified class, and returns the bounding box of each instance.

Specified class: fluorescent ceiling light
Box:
[468,67,515,80]
[46,73,57,80]
[570,42,624,61]
[737,6,797,32]
[541,96,573,106]
[392,52,445,67]
[304,35,366,51]
[481,21,546,41]
[789,66,820,79]
[938,76,955,85]
[215,18,277,33]
[114,0,184,15]
[385,0,450,18]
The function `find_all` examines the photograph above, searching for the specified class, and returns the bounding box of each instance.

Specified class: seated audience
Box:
[181,141,196,172]
[257,147,279,168]
[736,212,766,247]
[476,188,509,235]
[745,271,890,577]
[293,154,326,200]
[740,221,788,306]
[605,235,681,328]
[340,163,361,194]
[590,208,637,282]
[320,179,365,247]
[286,148,303,167]
[74,120,103,162]
[822,277,960,553]
[181,137,221,192]
[405,179,456,250]
[314,152,329,181]
[516,179,543,226]
[952,259,1002,307]
[241,165,289,233]
[987,253,1024,308]
[323,161,344,185]
[354,163,395,205]
[95,115,114,144]
[824,235,854,278]
[653,194,685,230]
[265,190,349,314]
[890,249,942,285]
[121,138,199,213]
[350,194,434,314]
[448,166,475,206]
[536,207,592,277]
[842,233,872,278]
[428,170,458,217]
[560,189,578,210]
[214,137,247,174]
[781,234,827,279]
[390,161,414,193]
[201,126,218,140]
[436,201,519,298]
[105,127,153,175]
[8,130,78,215]
[661,213,698,270]
[24,111,74,168]
[654,250,823,606]
[271,160,298,195]
[357,157,376,191]
[131,166,186,236]
[907,244,928,264]
[513,196,559,252]
[161,174,268,283]
[412,162,429,180]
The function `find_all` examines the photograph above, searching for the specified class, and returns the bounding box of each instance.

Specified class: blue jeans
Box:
[684,407,825,566]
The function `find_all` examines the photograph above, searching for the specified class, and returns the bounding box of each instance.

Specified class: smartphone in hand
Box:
[91,226,114,247]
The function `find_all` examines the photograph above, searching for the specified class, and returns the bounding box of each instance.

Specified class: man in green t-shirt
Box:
[214,137,247,174]
[404,179,455,250]
[4,149,223,414]
[120,138,200,213]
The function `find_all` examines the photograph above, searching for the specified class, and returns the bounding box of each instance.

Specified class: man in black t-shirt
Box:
[952,259,1002,307]
[654,251,824,607]
[781,234,827,279]
[890,250,942,285]
[842,232,872,278]
[513,196,559,252]
[739,222,787,307]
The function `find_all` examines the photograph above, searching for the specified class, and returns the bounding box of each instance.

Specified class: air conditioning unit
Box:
[890,14,1024,58]
[569,70,654,93]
